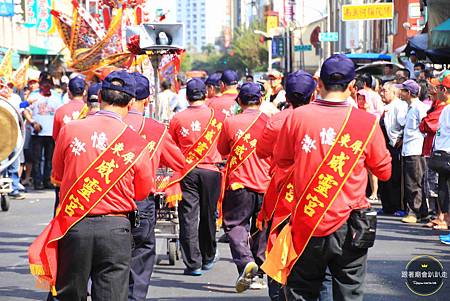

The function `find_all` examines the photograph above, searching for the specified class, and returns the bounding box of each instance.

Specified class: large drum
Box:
[0,95,25,173]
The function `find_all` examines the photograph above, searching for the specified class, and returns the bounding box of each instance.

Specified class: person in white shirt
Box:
[397,80,429,223]
[397,50,418,80]
[155,80,178,123]
[379,82,408,214]
[356,73,385,202]
[0,84,25,199]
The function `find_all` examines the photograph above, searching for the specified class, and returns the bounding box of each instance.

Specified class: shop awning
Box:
[431,18,450,48]
[28,45,61,56]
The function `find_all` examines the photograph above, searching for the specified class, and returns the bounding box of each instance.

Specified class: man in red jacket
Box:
[124,72,185,301]
[218,82,271,293]
[169,78,224,276]
[256,71,317,300]
[262,55,392,301]
[207,69,239,117]
[43,70,154,300]
[52,76,86,140]
[257,71,317,226]
[51,76,87,215]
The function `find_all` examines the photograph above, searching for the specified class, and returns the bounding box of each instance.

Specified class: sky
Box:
[296,0,327,26]
[156,0,328,28]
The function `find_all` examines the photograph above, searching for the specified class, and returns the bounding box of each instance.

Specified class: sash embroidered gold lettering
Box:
[217,113,264,223]
[261,107,378,285]
[29,126,154,295]
[165,109,223,196]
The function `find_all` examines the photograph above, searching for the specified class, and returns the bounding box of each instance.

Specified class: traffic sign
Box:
[266,15,279,35]
[272,36,285,57]
[319,32,339,42]
[342,3,394,21]
[294,44,312,52]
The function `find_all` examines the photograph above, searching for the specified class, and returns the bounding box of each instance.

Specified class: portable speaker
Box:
[126,23,184,50]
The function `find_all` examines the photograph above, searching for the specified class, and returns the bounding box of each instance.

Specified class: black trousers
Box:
[403,155,427,217]
[284,222,368,301]
[54,216,132,301]
[179,168,221,270]
[222,188,267,275]
[129,197,156,301]
[31,135,54,186]
[379,145,402,213]
[438,172,450,214]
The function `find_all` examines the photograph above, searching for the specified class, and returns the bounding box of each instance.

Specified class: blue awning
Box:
[345,53,391,60]
[431,18,450,48]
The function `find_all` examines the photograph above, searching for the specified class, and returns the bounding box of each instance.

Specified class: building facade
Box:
[176,0,226,52]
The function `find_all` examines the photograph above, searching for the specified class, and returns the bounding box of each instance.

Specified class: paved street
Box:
[0,190,449,301]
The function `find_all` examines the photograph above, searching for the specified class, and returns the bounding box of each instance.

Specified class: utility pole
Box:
[327,0,332,57]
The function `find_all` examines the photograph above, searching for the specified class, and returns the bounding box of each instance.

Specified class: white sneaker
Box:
[250,275,267,290]
[235,262,258,293]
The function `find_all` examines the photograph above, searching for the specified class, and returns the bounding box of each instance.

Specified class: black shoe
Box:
[183,268,203,276]
[43,182,54,189]
[34,183,44,190]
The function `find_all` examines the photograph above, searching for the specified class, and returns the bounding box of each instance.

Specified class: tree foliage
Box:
[228,21,268,73]
[181,21,268,75]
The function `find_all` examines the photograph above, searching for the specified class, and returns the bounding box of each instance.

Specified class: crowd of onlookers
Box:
[352,61,450,244]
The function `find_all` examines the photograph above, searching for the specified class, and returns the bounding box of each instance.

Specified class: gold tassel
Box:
[29,264,46,276]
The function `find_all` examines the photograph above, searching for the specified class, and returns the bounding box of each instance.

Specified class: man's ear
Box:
[98,91,103,104]
[127,99,136,111]
[348,79,356,90]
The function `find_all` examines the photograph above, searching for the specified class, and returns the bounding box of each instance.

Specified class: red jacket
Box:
[207,89,238,117]
[257,107,293,161]
[52,110,153,215]
[419,102,447,156]
[169,104,222,172]
[274,100,391,236]
[256,107,293,220]
[52,99,85,140]
[123,110,185,194]
[218,109,271,193]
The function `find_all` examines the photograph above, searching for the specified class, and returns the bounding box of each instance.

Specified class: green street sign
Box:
[294,44,312,52]
[319,32,339,42]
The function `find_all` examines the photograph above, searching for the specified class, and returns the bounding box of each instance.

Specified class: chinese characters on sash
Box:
[184,115,222,166]
[303,132,364,218]
[261,107,378,285]
[59,130,157,218]
[227,132,258,172]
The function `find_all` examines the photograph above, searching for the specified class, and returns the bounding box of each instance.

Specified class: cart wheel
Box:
[175,240,180,260]
[168,240,177,265]
[1,195,10,212]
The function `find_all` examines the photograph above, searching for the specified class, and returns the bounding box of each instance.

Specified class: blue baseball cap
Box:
[131,72,150,100]
[320,54,356,85]
[102,70,136,98]
[68,76,86,95]
[186,78,206,100]
[237,82,262,103]
[396,79,420,95]
[205,72,222,87]
[87,83,101,103]
[221,69,239,85]
[285,71,317,97]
